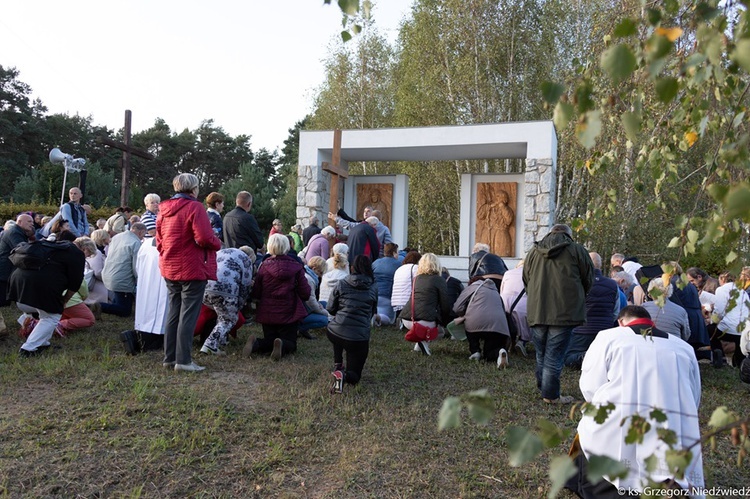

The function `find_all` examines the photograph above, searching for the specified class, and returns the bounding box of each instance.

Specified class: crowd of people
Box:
[1,179,749,496]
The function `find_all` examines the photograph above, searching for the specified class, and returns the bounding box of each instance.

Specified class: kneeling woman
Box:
[245,234,311,360]
[453,278,511,368]
[326,255,378,393]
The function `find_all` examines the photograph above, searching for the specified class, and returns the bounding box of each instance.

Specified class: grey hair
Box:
[589,252,602,270]
[172,173,199,194]
[550,224,573,237]
[267,233,290,256]
[647,278,673,299]
[365,216,379,227]
[144,193,161,205]
[321,226,336,238]
[473,242,490,253]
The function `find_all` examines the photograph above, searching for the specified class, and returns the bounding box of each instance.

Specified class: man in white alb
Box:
[566,305,704,498]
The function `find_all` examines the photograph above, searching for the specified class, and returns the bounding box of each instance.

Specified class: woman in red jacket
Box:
[157,173,222,372]
[244,233,311,360]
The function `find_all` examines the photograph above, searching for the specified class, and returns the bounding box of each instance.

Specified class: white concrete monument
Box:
[297,121,557,280]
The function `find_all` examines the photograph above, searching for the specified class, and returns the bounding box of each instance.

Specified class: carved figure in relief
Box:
[476,186,515,257]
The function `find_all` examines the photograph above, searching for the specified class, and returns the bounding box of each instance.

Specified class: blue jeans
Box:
[532,325,574,400]
[100,291,135,317]
[564,332,597,368]
[299,313,328,333]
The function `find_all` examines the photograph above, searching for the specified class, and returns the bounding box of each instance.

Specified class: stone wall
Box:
[523,158,556,250]
[296,164,336,227]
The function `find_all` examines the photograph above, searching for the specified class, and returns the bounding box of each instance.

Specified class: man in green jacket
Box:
[523,224,594,404]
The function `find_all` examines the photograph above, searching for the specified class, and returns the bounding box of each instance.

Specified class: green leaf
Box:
[657,428,678,447]
[537,418,570,448]
[646,8,662,26]
[645,454,659,473]
[655,77,679,103]
[337,0,360,16]
[341,30,353,42]
[613,18,637,38]
[665,449,692,479]
[586,454,629,484]
[726,250,738,264]
[686,229,699,244]
[576,110,602,149]
[541,81,566,105]
[649,408,668,423]
[548,456,577,499]
[438,397,462,431]
[554,102,575,131]
[601,44,637,83]
[725,184,750,221]
[467,403,493,425]
[668,236,681,248]
[732,111,745,129]
[621,111,641,141]
[507,426,544,467]
[708,406,736,429]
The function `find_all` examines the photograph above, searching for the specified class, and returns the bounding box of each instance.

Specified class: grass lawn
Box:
[0,306,748,498]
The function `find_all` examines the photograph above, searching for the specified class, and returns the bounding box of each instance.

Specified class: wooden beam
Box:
[322,129,347,227]
[97,136,154,160]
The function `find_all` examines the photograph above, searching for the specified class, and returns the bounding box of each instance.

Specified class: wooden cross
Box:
[322,129,348,228]
[97,110,154,206]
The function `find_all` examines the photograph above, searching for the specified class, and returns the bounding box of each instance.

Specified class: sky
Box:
[1,1,411,153]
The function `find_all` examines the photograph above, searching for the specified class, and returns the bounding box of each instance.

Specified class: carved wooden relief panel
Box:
[475,182,516,257]
[357,183,393,229]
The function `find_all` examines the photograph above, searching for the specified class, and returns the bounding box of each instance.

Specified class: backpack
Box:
[9,240,58,270]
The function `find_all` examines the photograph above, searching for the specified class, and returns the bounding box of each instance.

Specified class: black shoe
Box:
[298,329,317,340]
[120,330,138,355]
[712,349,725,368]
[18,348,41,358]
[740,357,750,384]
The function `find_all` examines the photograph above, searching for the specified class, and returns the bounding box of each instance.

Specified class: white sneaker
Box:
[174,361,206,372]
[413,343,421,352]
[200,344,226,356]
[468,352,481,361]
[418,341,431,356]
[497,348,509,369]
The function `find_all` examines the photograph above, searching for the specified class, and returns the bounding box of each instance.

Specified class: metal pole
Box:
[61,163,69,208]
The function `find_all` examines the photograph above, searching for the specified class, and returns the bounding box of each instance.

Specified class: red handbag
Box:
[404,275,439,342]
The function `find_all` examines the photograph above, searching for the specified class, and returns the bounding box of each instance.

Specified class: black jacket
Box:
[0,224,29,282]
[399,274,452,326]
[347,222,380,265]
[223,207,263,251]
[468,250,509,278]
[302,224,321,247]
[7,240,85,314]
[327,274,378,342]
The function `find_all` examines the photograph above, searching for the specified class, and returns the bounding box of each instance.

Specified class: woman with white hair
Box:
[326,242,349,273]
[244,233,311,360]
[304,225,336,262]
[398,253,451,356]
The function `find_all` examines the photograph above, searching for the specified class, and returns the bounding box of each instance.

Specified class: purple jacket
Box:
[305,233,329,261]
[252,254,311,324]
